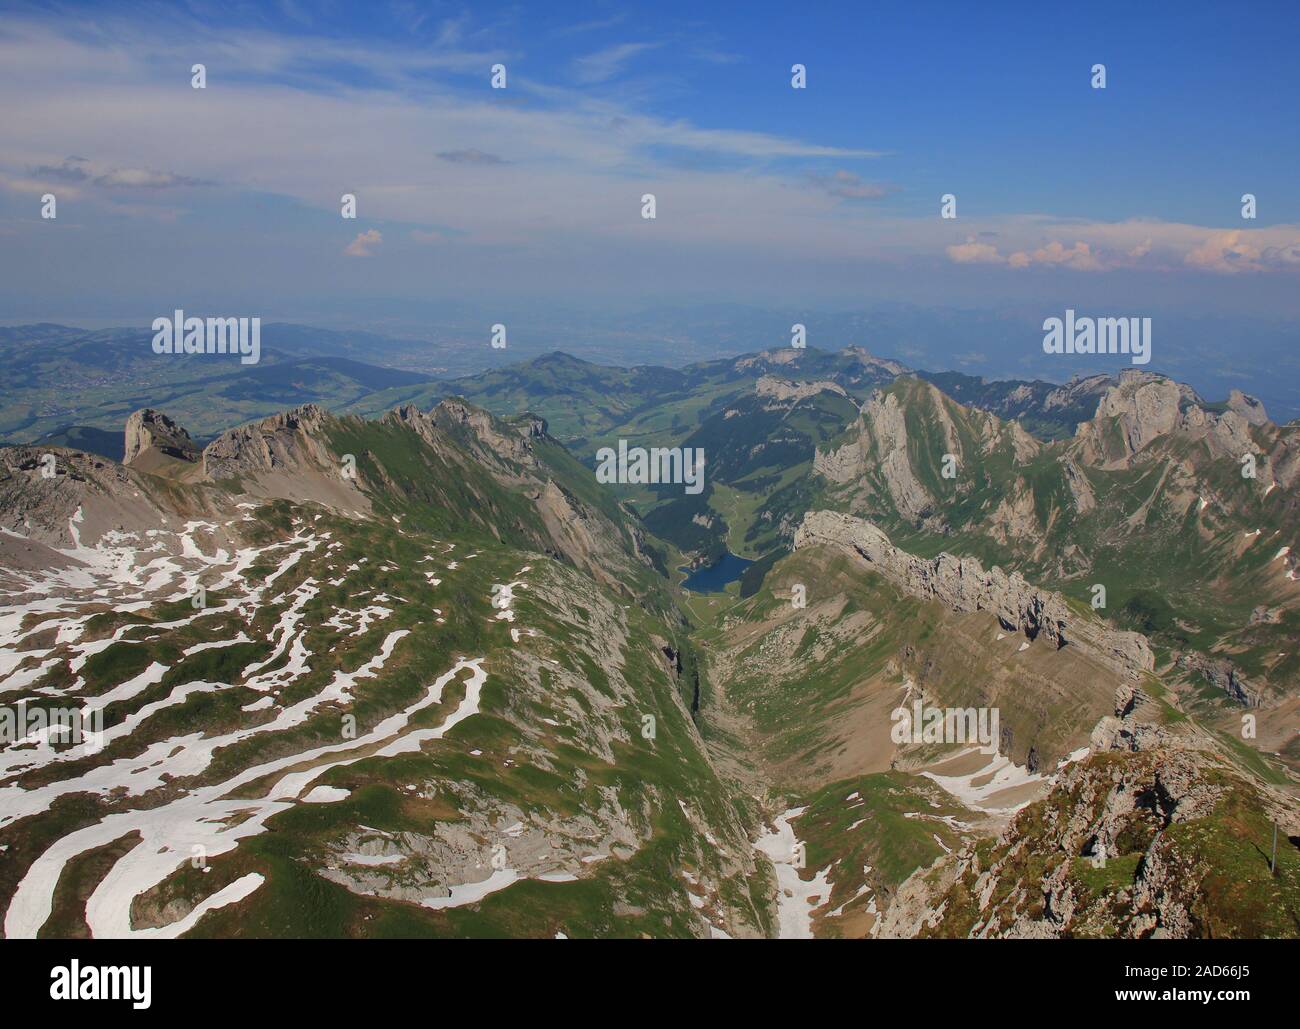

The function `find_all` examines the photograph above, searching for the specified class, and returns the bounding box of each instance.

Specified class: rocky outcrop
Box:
[388,399,543,472]
[755,375,848,405]
[793,510,1154,676]
[201,403,335,480]
[1090,372,1187,455]
[1089,684,1210,754]
[1227,389,1270,427]
[1268,426,1300,490]
[123,408,198,465]
[1042,373,1115,414]
[985,478,1040,546]
[876,678,1300,939]
[198,403,371,515]
[1074,370,1261,466]
[812,436,868,485]
[839,346,910,378]
[428,398,541,467]
[1174,652,1260,707]
[1061,457,1096,513]
[0,444,225,551]
[855,389,937,523]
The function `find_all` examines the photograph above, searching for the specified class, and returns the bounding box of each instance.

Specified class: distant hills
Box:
[8,311,1299,459]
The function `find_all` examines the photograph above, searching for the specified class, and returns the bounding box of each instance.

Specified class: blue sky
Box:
[2,0,1299,325]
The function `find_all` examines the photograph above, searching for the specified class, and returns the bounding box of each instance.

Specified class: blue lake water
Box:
[679,552,754,594]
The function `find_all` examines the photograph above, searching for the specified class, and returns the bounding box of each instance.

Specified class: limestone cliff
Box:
[793,509,1154,677]
[123,408,199,465]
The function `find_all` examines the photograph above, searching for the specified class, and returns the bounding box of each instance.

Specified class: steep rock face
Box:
[814,379,1044,533]
[1042,373,1116,415]
[1174,652,1260,707]
[1004,419,1043,463]
[812,434,868,485]
[755,375,848,405]
[428,398,541,467]
[985,478,1041,546]
[1073,371,1261,467]
[201,403,336,480]
[1091,373,1187,455]
[793,510,1154,676]
[855,389,936,523]
[532,480,633,588]
[387,400,545,477]
[198,403,369,514]
[1228,389,1270,427]
[1269,425,1300,490]
[123,408,198,465]
[1061,457,1096,513]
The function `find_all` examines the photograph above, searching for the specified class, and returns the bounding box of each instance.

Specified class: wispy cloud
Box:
[94,168,210,189]
[3,5,1294,320]
[572,42,659,83]
[552,14,629,37]
[436,149,505,165]
[31,158,89,183]
[807,170,895,201]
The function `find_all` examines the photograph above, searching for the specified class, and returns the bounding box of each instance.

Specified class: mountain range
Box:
[0,338,1296,938]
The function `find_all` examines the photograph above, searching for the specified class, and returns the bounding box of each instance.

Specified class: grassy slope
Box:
[4,499,770,939]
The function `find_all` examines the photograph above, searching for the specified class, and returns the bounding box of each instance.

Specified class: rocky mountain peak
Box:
[517,413,548,438]
[1074,371,1258,465]
[1227,388,1270,427]
[123,408,199,465]
[201,403,337,480]
[840,346,910,376]
[427,397,541,466]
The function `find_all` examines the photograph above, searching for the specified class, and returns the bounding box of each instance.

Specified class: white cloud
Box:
[345,229,382,257]
[93,168,208,189]
[1007,240,1103,271]
[1183,230,1300,274]
[942,219,1300,276]
[946,237,1004,264]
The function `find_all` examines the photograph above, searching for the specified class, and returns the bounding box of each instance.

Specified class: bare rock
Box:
[123,408,198,465]
[793,509,1154,676]
[755,375,848,405]
[1227,389,1270,427]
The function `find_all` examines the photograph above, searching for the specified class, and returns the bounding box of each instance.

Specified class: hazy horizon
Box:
[5,1,1299,417]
